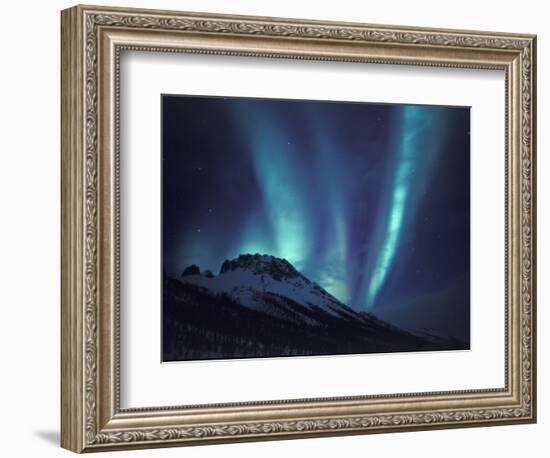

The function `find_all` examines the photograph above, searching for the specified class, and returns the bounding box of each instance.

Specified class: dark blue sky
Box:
[162,95,470,340]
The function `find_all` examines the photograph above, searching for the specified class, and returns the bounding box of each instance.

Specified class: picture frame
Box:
[61,4,537,453]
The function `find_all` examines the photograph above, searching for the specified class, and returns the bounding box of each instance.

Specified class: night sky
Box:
[162,95,470,341]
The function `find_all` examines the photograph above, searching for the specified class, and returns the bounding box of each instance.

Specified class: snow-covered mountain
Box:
[179,254,364,326]
[163,254,468,361]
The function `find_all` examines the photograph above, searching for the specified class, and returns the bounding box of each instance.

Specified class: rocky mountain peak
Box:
[219,254,302,281]
[181,264,200,277]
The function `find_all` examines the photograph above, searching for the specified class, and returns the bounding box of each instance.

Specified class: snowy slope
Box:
[179,254,361,325]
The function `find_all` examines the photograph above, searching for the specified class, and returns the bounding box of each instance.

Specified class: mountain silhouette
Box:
[163,254,467,361]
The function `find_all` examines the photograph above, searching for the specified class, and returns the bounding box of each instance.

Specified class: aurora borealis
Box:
[162,95,470,341]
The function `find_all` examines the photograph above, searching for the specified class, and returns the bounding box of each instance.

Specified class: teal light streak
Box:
[253,143,310,267]
[365,106,425,309]
[319,215,349,301]
[316,149,349,303]
[235,115,311,270]
[304,118,350,303]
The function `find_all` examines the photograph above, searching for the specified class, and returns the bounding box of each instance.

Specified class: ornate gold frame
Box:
[61,4,537,453]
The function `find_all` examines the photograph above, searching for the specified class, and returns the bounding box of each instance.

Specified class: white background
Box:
[0,0,546,457]
[121,53,505,407]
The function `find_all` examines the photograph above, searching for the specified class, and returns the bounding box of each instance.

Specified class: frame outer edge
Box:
[61,5,86,453]
[529,35,537,423]
[61,4,537,453]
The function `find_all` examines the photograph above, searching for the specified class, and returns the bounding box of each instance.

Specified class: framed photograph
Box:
[61,4,537,453]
